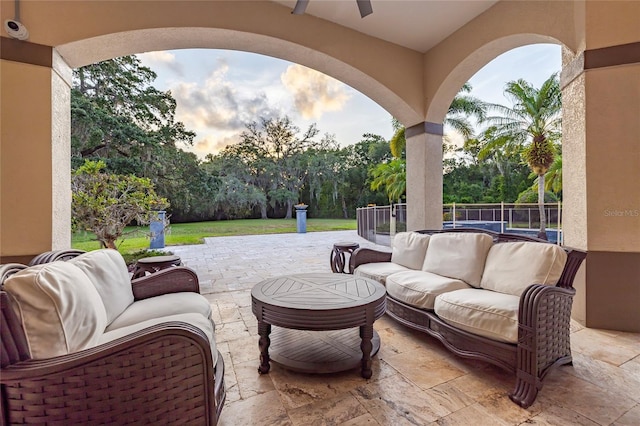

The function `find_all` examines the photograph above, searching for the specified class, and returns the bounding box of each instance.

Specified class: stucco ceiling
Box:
[274,0,498,52]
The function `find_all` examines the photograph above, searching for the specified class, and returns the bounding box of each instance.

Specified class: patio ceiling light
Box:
[292,0,373,18]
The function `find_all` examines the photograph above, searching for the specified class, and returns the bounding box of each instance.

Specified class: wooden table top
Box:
[251,273,386,311]
[136,255,181,265]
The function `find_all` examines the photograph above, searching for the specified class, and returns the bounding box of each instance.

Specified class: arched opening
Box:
[2,0,638,333]
[406,36,566,235]
[426,35,563,124]
[58,28,421,126]
[69,46,397,228]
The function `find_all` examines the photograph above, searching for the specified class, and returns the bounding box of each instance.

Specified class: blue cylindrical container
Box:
[295,205,308,233]
[150,211,166,249]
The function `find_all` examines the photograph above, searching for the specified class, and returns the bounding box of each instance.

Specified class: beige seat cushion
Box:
[107,292,214,331]
[354,262,410,284]
[434,288,520,344]
[3,262,108,359]
[69,249,134,324]
[386,270,470,310]
[480,242,568,296]
[391,232,431,270]
[100,312,218,367]
[422,233,494,287]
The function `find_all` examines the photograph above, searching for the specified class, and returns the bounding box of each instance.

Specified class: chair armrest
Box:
[350,248,393,272]
[1,322,218,425]
[518,284,575,369]
[131,266,200,300]
[28,249,86,265]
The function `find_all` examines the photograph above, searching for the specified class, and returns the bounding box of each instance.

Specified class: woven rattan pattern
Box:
[2,329,214,425]
[1,251,224,425]
[351,228,587,409]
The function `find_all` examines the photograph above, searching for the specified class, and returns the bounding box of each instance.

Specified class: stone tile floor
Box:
[167,231,640,425]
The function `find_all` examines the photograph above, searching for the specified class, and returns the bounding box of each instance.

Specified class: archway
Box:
[1,0,638,332]
[406,35,566,235]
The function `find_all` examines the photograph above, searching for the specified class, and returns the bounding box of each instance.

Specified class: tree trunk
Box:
[260,204,268,219]
[284,199,293,219]
[342,196,348,219]
[537,173,547,240]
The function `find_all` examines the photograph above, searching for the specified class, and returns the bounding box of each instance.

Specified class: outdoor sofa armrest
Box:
[28,249,87,265]
[511,283,576,407]
[1,322,220,425]
[131,266,201,300]
[349,248,392,272]
[26,249,201,300]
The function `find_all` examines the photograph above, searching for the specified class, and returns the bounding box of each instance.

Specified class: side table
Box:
[330,242,360,274]
[132,255,182,278]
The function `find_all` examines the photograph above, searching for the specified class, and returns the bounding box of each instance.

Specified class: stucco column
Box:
[405,122,443,231]
[561,43,640,332]
[0,38,71,263]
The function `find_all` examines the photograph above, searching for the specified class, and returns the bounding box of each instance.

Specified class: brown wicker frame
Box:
[350,228,587,408]
[1,251,225,425]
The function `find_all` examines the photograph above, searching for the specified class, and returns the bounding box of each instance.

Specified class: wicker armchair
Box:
[350,228,587,408]
[1,250,225,425]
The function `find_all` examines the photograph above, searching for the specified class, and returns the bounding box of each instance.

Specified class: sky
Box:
[137,43,561,159]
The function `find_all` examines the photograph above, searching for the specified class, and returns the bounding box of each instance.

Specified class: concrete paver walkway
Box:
[167,230,388,294]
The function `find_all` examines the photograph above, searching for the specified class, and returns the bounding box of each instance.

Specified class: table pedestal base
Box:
[268,327,380,375]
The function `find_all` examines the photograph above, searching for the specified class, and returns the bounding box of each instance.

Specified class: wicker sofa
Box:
[1,249,225,425]
[350,228,586,408]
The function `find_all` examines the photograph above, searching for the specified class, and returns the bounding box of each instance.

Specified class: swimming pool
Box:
[443,221,562,243]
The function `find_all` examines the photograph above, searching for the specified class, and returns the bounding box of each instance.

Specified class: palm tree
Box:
[530,153,562,196]
[389,118,405,158]
[389,83,487,159]
[481,73,562,239]
[370,159,406,203]
[447,83,487,139]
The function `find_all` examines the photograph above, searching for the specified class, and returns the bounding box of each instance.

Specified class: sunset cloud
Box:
[170,62,282,134]
[194,134,240,156]
[138,51,183,76]
[281,64,351,119]
[136,49,395,157]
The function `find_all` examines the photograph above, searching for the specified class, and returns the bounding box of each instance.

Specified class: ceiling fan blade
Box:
[292,0,309,15]
[357,0,373,18]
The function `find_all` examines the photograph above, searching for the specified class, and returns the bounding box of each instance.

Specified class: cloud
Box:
[137,51,184,77]
[194,134,240,156]
[170,62,282,134]
[281,64,351,119]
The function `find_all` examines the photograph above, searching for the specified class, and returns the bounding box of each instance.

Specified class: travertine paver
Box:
[162,230,640,426]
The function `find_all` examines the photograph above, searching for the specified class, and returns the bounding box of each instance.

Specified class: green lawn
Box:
[72,218,357,254]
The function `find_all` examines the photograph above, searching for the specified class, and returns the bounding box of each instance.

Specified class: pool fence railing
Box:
[356,202,564,246]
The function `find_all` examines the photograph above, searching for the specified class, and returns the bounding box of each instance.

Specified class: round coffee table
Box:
[251,273,386,378]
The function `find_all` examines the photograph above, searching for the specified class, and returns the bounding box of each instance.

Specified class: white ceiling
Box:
[275,0,498,52]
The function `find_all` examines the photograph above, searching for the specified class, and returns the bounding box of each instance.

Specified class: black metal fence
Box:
[356,202,563,246]
[356,204,407,246]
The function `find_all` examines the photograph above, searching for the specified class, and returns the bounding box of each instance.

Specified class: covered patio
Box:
[171,230,640,425]
[1,0,639,423]
[1,0,638,332]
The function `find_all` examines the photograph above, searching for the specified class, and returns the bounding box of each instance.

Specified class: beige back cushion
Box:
[422,232,494,287]
[480,242,568,296]
[4,262,108,359]
[391,232,430,270]
[69,249,134,324]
